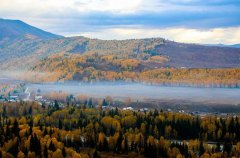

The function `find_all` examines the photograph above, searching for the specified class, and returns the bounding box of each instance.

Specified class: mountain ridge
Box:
[0,18,62,40]
[0,19,240,73]
[204,43,240,48]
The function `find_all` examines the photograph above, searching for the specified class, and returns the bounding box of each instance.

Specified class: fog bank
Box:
[28,82,240,105]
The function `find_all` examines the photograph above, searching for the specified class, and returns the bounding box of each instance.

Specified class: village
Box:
[0,82,235,120]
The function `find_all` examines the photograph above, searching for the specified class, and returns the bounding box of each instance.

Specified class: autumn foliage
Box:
[0,101,240,157]
[22,52,240,88]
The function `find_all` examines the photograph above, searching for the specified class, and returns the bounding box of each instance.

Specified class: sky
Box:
[0,0,240,44]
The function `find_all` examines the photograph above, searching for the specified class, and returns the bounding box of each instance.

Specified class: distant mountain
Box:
[231,44,240,48]
[205,44,240,48]
[0,19,240,73]
[0,18,62,40]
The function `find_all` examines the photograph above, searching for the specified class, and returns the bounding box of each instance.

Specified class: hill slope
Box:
[157,41,240,68]
[0,19,240,84]
[0,18,64,62]
[0,18,61,40]
[1,36,240,69]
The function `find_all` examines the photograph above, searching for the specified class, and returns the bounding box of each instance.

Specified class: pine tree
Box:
[124,137,129,154]
[28,106,32,116]
[93,150,100,158]
[224,140,232,156]
[44,145,48,158]
[116,131,123,153]
[199,141,205,156]
[8,138,19,157]
[62,147,66,158]
[49,140,56,152]
[88,98,93,108]
[30,133,41,155]
[59,119,63,129]
[103,138,109,152]
[12,119,20,137]
[216,142,221,152]
[102,99,108,107]
[54,100,60,110]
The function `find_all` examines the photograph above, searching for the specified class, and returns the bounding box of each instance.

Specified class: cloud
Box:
[0,0,143,15]
[77,27,240,44]
[0,0,240,43]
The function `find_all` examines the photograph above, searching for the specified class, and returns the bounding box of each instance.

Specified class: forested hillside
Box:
[1,36,240,70]
[1,19,240,70]
[27,52,240,87]
[0,36,165,69]
[1,19,240,86]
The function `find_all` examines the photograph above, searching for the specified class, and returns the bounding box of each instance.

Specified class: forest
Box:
[24,52,240,88]
[0,100,240,158]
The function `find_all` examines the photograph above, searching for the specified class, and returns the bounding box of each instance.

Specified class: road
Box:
[23,87,31,101]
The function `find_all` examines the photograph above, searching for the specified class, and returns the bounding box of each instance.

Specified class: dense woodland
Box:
[0,100,240,158]
[26,52,240,88]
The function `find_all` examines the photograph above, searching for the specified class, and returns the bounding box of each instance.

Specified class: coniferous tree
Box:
[54,100,60,110]
[93,150,100,158]
[30,133,41,155]
[58,119,63,129]
[124,137,129,154]
[12,119,20,137]
[116,131,123,153]
[102,99,108,107]
[44,145,48,158]
[224,140,232,156]
[8,138,19,157]
[49,140,56,152]
[62,147,66,158]
[28,106,33,116]
[215,142,221,152]
[199,141,205,156]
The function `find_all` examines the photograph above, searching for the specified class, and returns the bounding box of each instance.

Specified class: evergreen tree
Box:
[88,98,93,108]
[49,140,56,151]
[44,145,48,158]
[215,142,221,152]
[124,138,129,154]
[199,141,205,156]
[28,106,32,116]
[103,138,109,152]
[102,99,108,107]
[62,147,66,158]
[116,131,123,153]
[93,150,100,158]
[2,106,6,120]
[12,119,20,137]
[54,100,60,110]
[8,138,19,157]
[224,140,232,156]
[30,133,41,155]
[59,119,63,129]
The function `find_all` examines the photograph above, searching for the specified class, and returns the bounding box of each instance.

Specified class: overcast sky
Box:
[1,0,240,44]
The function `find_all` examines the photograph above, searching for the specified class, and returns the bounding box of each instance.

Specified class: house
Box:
[140,108,148,112]
[179,110,185,113]
[10,95,18,99]
[123,107,134,111]
[35,96,43,100]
